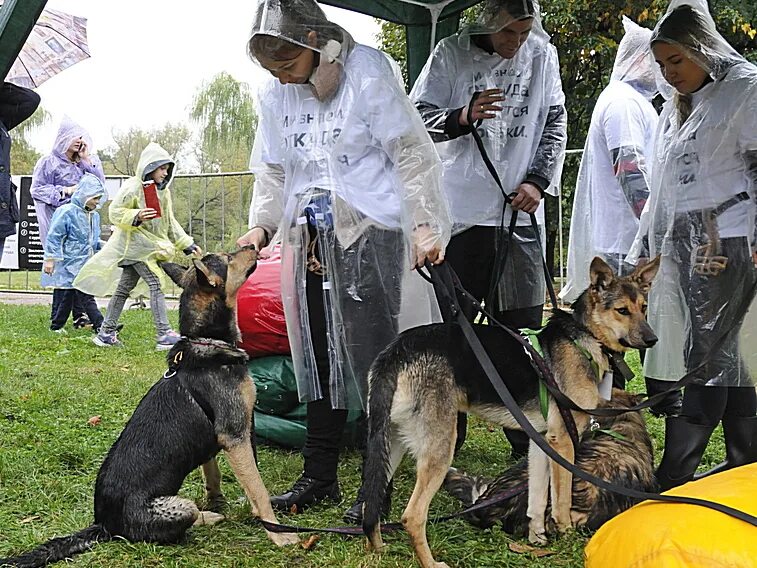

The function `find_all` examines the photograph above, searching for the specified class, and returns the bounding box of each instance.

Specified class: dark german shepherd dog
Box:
[1,247,298,568]
[444,389,656,535]
[362,256,660,568]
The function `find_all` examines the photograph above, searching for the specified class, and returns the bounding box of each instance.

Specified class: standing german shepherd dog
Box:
[362,256,660,568]
[443,389,656,535]
[1,247,298,568]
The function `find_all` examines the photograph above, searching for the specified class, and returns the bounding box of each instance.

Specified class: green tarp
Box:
[0,0,48,82]
[321,0,480,85]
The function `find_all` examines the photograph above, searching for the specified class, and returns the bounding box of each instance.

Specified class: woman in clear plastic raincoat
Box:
[409,0,566,457]
[625,0,757,490]
[75,143,200,348]
[41,173,106,332]
[237,0,451,518]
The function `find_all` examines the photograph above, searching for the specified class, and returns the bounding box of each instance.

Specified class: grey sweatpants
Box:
[101,261,171,336]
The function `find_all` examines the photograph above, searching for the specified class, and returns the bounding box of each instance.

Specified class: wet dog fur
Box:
[361,256,660,568]
[443,389,656,536]
[0,247,298,568]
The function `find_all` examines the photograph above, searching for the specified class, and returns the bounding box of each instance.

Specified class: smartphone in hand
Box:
[142,181,162,218]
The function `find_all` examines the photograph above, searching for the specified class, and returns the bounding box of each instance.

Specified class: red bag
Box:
[237,245,290,357]
[142,181,162,218]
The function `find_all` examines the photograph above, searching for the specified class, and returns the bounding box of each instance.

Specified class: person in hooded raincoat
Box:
[31,116,105,330]
[236,0,451,521]
[42,173,106,333]
[75,142,201,351]
[561,17,683,412]
[0,82,40,263]
[410,0,567,458]
[626,0,757,490]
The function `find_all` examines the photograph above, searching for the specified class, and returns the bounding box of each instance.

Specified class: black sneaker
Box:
[270,476,340,513]
[342,480,393,525]
[73,315,93,329]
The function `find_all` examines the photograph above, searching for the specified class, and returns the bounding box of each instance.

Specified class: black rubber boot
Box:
[503,428,530,461]
[694,415,757,479]
[342,479,393,525]
[645,377,683,418]
[270,475,341,513]
[655,416,717,491]
[454,412,468,454]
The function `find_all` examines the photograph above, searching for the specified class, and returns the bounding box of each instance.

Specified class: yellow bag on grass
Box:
[585,463,757,567]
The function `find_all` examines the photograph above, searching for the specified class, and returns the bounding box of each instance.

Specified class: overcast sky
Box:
[27,0,380,158]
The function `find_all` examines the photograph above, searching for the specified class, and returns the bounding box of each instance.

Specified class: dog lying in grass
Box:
[0,247,298,568]
[444,389,656,536]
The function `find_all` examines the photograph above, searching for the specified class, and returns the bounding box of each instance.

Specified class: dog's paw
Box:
[528,528,548,546]
[268,531,300,547]
[193,511,225,526]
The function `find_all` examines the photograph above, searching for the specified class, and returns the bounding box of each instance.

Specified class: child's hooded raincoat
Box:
[30,116,105,245]
[74,143,193,298]
[41,173,105,289]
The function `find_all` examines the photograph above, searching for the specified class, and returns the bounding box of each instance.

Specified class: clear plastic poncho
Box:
[30,116,105,245]
[74,143,194,299]
[248,0,452,410]
[41,173,105,289]
[561,17,660,303]
[626,0,757,386]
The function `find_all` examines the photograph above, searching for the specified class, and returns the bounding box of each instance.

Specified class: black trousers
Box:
[50,288,104,331]
[444,225,543,328]
[681,384,757,426]
[51,287,88,324]
[302,227,403,482]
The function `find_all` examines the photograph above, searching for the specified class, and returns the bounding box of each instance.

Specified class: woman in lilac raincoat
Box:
[31,116,105,329]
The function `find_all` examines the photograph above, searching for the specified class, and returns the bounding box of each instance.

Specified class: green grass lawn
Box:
[0,303,727,567]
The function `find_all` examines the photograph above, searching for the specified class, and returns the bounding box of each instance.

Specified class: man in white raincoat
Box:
[410,0,567,457]
[561,17,683,412]
[237,0,451,520]
[627,0,757,490]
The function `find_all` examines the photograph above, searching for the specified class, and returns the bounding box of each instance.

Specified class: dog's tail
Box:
[443,467,492,508]
[361,346,403,548]
[0,524,110,568]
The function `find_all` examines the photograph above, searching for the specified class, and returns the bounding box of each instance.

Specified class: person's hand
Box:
[43,259,55,275]
[412,224,445,269]
[510,182,542,214]
[191,245,203,258]
[77,141,89,163]
[460,88,504,126]
[65,185,77,196]
[138,208,158,221]
[237,227,271,259]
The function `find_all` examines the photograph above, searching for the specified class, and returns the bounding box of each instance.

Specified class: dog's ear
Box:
[193,259,223,289]
[589,256,615,290]
[160,262,188,288]
[632,255,661,293]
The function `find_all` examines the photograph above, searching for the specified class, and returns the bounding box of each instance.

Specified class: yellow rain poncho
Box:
[74,143,194,298]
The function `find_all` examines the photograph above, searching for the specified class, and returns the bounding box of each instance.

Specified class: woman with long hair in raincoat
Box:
[237,0,451,522]
[626,0,757,490]
[31,116,106,330]
[409,0,567,458]
[75,143,201,351]
[42,173,106,333]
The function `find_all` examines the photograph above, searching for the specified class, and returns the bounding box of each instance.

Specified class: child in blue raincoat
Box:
[42,173,106,333]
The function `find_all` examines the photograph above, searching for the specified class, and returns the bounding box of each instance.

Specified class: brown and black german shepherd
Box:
[362,256,660,568]
[0,247,298,568]
[444,389,656,535]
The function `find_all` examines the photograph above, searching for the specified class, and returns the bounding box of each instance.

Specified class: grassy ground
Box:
[0,303,727,567]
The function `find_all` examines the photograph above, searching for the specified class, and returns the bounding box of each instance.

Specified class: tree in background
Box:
[100,123,191,177]
[190,72,257,173]
[377,0,756,276]
[9,105,49,174]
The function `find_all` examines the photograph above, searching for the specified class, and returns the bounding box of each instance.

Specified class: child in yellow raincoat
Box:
[75,142,201,350]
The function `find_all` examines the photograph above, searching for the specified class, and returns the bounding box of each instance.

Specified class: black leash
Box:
[257,481,528,535]
[466,94,559,311]
[422,262,757,526]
